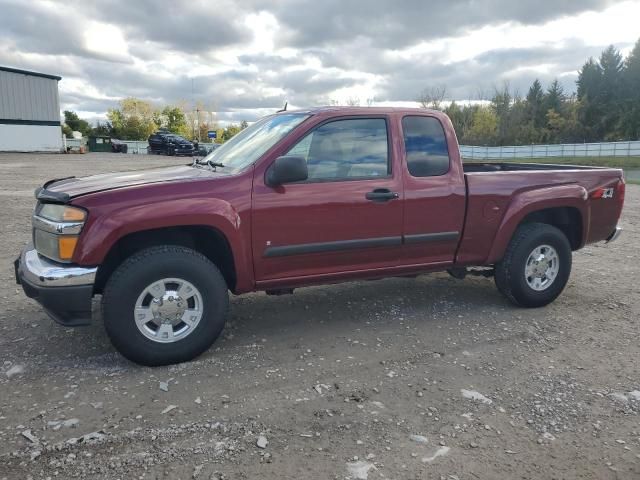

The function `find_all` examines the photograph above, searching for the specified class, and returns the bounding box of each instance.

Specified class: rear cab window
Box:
[286,117,390,181]
[402,116,450,177]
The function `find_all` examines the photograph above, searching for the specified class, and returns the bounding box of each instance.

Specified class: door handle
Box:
[365,188,399,202]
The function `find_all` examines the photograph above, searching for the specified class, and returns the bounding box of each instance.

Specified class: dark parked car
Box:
[110,138,128,153]
[197,143,220,156]
[147,132,195,156]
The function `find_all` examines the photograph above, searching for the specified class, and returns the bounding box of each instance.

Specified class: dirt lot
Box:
[0,152,638,479]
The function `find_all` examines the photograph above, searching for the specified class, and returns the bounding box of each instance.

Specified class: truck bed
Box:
[456,163,624,266]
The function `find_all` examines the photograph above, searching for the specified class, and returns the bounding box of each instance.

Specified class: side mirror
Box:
[266,156,308,187]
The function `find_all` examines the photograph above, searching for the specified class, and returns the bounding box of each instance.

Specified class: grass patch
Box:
[463,156,640,168]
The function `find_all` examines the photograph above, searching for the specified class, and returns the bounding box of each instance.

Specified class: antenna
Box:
[277,101,288,113]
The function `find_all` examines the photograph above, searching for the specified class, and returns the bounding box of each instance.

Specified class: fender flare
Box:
[486,184,589,264]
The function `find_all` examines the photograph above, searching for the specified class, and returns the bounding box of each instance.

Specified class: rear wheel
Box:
[102,246,229,366]
[495,222,572,308]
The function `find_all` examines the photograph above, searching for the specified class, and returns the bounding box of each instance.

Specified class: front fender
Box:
[486,184,589,264]
[72,197,253,291]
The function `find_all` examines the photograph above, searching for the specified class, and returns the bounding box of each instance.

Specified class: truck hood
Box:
[45,165,216,199]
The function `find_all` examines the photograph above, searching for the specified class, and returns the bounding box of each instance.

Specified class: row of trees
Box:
[419,39,640,146]
[65,39,640,147]
[63,98,248,143]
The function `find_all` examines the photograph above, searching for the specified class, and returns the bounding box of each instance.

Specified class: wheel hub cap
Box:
[152,295,187,325]
[525,245,559,291]
[134,278,203,343]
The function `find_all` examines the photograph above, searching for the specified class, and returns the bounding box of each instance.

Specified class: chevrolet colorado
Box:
[16,107,625,366]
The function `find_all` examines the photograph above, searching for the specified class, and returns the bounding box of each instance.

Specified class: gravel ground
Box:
[0,152,638,480]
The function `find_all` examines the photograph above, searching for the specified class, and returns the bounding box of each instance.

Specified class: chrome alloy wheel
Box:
[524,244,560,291]
[133,278,203,343]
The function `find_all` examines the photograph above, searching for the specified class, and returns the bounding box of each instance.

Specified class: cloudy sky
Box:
[1,0,639,125]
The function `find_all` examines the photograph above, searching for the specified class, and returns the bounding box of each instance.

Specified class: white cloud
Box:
[1,0,638,123]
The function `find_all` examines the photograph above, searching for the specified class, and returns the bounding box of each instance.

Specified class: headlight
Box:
[38,204,86,222]
[33,204,87,263]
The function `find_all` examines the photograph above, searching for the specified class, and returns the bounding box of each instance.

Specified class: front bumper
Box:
[15,246,97,326]
[174,148,195,156]
[606,226,622,243]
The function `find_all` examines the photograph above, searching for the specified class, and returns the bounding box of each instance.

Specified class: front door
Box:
[251,116,404,283]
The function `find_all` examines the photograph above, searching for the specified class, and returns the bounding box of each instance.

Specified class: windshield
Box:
[200,113,310,173]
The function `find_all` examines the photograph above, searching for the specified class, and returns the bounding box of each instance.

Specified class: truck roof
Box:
[282,106,442,116]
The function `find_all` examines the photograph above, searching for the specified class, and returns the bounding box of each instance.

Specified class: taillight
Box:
[617,178,625,203]
[590,187,614,199]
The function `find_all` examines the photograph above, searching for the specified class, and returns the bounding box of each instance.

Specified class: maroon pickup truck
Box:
[16,107,624,366]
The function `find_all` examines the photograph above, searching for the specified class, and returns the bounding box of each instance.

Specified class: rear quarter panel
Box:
[457,167,624,265]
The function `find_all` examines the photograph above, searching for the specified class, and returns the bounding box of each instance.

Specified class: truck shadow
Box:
[27,273,508,368]
[217,273,506,348]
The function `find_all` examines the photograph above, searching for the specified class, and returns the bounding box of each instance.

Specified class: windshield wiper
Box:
[207,160,225,170]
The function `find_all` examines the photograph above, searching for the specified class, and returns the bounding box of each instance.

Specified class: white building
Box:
[0,66,62,152]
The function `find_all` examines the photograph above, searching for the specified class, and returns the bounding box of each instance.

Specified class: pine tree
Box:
[577,57,602,99]
[544,79,566,115]
[525,79,545,128]
[621,39,640,139]
[599,46,624,139]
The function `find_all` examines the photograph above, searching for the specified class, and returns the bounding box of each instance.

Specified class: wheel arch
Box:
[487,184,588,264]
[94,225,238,294]
[518,207,583,250]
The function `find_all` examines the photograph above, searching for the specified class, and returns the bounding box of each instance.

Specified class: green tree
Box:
[444,101,477,144]
[577,57,602,99]
[221,123,243,142]
[63,110,91,137]
[467,107,498,145]
[576,57,603,140]
[621,39,640,139]
[107,98,157,140]
[62,124,73,138]
[599,45,625,139]
[416,37,640,145]
[491,83,512,144]
[90,121,113,137]
[544,79,566,114]
[156,106,189,137]
[525,79,545,129]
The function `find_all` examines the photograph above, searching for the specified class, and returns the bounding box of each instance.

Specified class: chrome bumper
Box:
[18,246,97,287]
[15,245,96,326]
[606,226,622,244]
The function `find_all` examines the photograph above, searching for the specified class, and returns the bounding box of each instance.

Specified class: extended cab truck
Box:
[15,107,625,366]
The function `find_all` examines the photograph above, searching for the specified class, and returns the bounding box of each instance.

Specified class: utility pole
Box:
[191,79,195,140]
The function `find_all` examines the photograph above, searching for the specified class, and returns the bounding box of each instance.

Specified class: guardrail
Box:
[460,141,640,160]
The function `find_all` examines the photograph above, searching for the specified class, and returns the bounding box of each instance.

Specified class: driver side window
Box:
[286,118,389,181]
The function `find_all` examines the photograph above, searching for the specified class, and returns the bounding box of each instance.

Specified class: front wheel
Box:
[102,246,229,366]
[495,222,572,308]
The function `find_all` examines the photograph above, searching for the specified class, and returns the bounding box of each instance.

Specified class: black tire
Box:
[121,144,128,154]
[102,246,229,366]
[495,222,572,308]
[167,146,175,156]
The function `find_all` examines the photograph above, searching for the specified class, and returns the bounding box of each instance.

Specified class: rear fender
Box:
[486,184,588,264]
